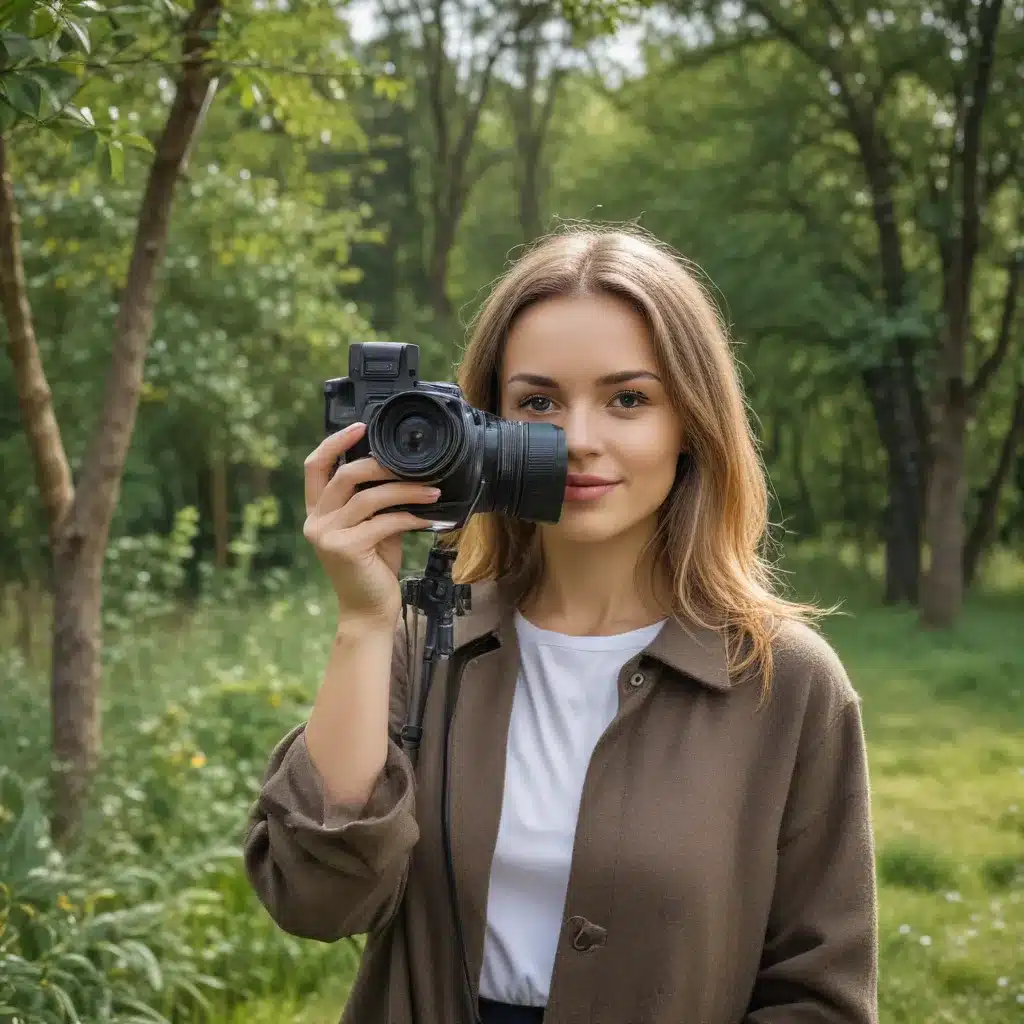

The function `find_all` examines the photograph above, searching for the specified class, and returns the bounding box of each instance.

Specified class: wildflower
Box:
[269,692,282,708]
[191,752,207,768]
[56,894,74,913]
[919,935,932,946]
[898,924,911,935]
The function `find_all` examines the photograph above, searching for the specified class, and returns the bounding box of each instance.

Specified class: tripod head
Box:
[398,542,472,758]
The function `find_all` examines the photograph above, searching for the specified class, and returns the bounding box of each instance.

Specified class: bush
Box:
[1,580,361,1023]
[0,768,226,1023]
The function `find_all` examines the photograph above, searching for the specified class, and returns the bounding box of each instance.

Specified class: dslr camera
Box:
[324,343,568,530]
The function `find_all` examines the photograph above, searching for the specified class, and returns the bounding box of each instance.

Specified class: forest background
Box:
[0,1,1021,1021]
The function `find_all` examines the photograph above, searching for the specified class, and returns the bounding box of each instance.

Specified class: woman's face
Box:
[500,292,686,547]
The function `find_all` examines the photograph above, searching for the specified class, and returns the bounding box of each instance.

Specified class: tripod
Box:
[397,539,482,1024]
[398,542,472,763]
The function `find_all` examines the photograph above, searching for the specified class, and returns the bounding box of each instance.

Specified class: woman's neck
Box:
[520,522,673,636]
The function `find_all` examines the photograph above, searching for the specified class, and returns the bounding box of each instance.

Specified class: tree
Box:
[0,0,373,844]
[669,0,1022,619]
[505,12,570,241]
[1,0,224,845]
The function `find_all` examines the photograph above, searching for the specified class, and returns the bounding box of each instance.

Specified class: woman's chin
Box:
[544,510,634,546]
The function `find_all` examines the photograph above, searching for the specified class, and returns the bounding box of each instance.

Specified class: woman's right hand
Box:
[303,422,439,626]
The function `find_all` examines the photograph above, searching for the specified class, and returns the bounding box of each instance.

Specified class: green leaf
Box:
[119,132,154,154]
[0,99,17,132]
[119,939,163,991]
[29,6,58,41]
[61,15,91,54]
[0,0,37,34]
[1,73,42,118]
[99,139,126,182]
[0,31,46,63]
[70,103,94,127]
[27,66,79,112]
[44,981,80,1022]
[70,127,98,160]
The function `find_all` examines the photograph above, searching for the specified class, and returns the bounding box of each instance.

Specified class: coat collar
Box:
[453,578,732,692]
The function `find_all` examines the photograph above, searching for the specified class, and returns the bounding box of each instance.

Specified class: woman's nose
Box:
[562,405,601,457]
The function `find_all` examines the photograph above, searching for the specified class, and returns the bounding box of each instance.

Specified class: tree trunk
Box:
[964,384,1024,588]
[862,365,921,603]
[918,0,1004,627]
[49,531,105,842]
[429,219,455,320]
[519,144,542,243]
[0,0,223,847]
[920,394,968,627]
[211,454,229,570]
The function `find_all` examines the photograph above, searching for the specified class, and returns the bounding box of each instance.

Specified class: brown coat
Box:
[244,581,878,1024]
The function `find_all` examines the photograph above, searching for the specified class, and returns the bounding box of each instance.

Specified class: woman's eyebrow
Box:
[506,370,662,387]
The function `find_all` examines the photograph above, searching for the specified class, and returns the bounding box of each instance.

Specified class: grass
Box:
[2,547,1022,1022]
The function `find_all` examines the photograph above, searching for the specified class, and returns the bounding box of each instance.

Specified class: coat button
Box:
[629,671,645,688]
[568,915,607,952]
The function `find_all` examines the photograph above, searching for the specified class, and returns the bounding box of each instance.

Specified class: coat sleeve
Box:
[745,696,879,1023]
[242,619,420,943]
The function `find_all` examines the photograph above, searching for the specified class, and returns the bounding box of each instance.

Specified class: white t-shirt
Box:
[478,611,667,1007]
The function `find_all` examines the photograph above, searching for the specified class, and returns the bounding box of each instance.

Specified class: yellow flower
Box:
[268,693,281,708]
[56,894,74,913]
[190,753,207,769]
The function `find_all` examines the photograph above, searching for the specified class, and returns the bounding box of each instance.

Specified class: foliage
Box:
[0,767,227,1023]
[0,579,365,1023]
[102,506,200,633]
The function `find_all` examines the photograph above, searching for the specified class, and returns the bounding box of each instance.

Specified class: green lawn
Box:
[2,551,1021,1023]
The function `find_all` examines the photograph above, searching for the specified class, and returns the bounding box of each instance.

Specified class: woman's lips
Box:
[564,475,620,502]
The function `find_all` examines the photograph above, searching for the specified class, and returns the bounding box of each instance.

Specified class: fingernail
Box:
[428,488,441,498]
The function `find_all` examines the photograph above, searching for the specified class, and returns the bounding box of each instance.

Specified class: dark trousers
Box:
[478,997,545,1023]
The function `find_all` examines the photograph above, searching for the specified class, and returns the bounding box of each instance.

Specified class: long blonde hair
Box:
[444,225,823,695]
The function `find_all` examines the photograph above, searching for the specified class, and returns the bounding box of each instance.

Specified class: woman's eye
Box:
[519,395,553,413]
[611,390,648,410]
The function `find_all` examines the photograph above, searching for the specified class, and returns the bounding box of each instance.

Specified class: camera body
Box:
[324,342,567,529]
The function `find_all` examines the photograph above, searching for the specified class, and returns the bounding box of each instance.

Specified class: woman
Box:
[244,227,878,1024]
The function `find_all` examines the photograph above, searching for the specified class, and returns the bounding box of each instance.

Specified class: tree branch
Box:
[963,381,1024,587]
[445,2,545,217]
[0,137,75,542]
[953,0,1004,339]
[969,246,1022,403]
[69,0,223,545]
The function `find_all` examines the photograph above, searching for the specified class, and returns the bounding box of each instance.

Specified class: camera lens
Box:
[369,392,466,480]
[486,420,567,523]
[395,415,436,457]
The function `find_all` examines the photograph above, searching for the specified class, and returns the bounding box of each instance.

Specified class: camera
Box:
[324,343,568,529]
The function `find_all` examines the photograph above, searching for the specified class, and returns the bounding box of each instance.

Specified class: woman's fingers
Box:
[316,511,433,556]
[334,480,440,528]
[317,452,398,514]
[304,422,367,515]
